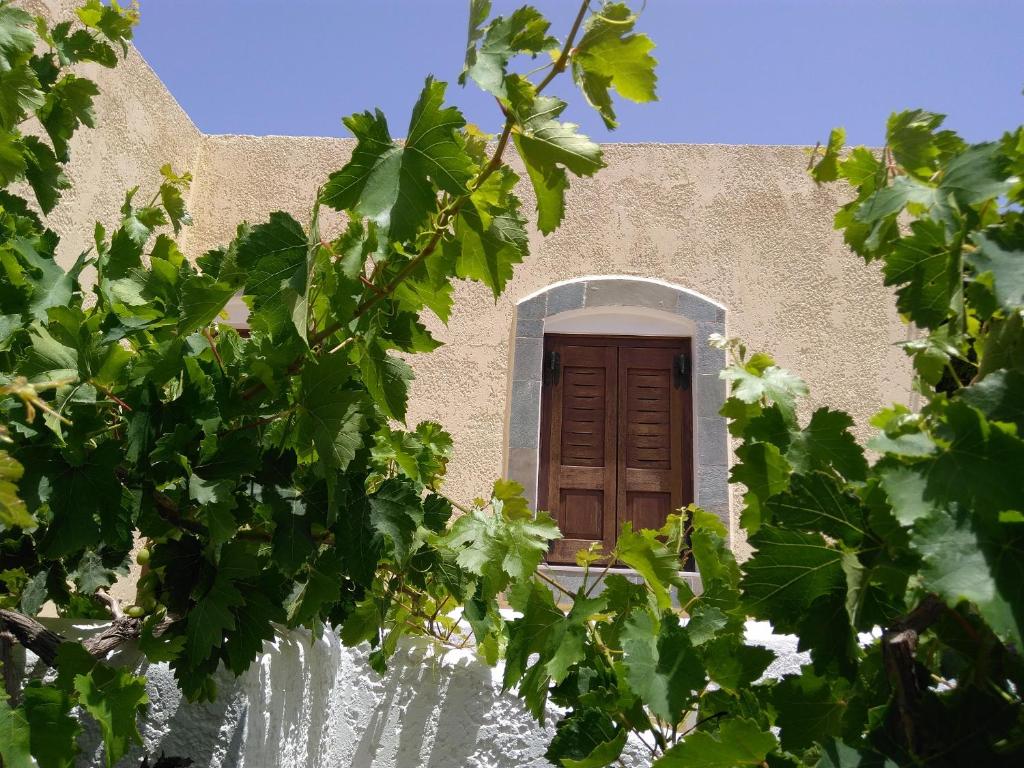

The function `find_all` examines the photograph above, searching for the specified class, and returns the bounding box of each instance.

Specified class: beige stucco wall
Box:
[19,2,913,552]
[15,0,203,264]
[187,137,912,549]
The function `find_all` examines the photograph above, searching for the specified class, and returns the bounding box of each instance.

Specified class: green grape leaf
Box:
[722,364,808,423]
[450,186,528,298]
[959,369,1024,433]
[880,218,955,328]
[223,584,286,675]
[185,572,243,660]
[37,74,98,161]
[461,0,491,76]
[885,110,954,177]
[511,88,603,234]
[0,692,32,768]
[178,274,235,333]
[816,739,899,768]
[338,597,380,647]
[75,0,137,53]
[787,408,868,482]
[502,580,563,717]
[271,504,314,576]
[815,741,897,768]
[237,211,309,339]
[547,593,606,685]
[391,241,456,322]
[71,549,120,596]
[462,6,555,98]
[0,64,43,130]
[877,465,933,526]
[368,478,423,562]
[21,135,69,214]
[158,175,191,234]
[295,354,370,471]
[356,339,414,422]
[925,402,1024,520]
[73,663,148,768]
[50,23,117,67]
[138,612,186,663]
[771,668,855,752]
[615,524,683,611]
[700,640,774,693]
[19,570,48,616]
[572,1,658,130]
[40,445,122,557]
[0,130,27,185]
[9,238,84,324]
[288,549,343,628]
[939,141,1012,206]
[377,310,442,354]
[546,708,626,768]
[622,611,706,724]
[731,441,791,534]
[0,4,36,66]
[321,77,474,244]
[764,472,867,546]
[854,175,938,227]
[0,450,32,530]
[335,488,379,588]
[462,511,513,581]
[655,717,777,768]
[689,518,748,626]
[967,232,1024,312]
[912,509,1024,647]
[811,128,846,184]
[740,526,844,633]
[501,512,561,582]
[491,477,530,519]
[19,682,79,768]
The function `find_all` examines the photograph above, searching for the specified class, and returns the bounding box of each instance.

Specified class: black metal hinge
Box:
[544,350,561,385]
[675,352,691,389]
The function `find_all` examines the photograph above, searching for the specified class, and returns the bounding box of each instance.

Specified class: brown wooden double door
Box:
[539,335,694,564]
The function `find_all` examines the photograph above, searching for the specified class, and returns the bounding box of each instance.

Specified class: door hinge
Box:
[675,352,691,389]
[544,350,561,385]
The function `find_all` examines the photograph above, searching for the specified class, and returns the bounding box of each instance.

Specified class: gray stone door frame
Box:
[506,276,730,536]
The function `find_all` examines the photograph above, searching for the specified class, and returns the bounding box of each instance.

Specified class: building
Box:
[18,2,912,764]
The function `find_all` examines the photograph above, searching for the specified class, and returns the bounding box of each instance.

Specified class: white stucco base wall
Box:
[27,622,807,768]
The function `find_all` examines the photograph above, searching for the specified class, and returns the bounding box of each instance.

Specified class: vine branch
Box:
[241,0,593,401]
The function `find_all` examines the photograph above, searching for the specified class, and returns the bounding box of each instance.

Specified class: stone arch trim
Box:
[506,276,730,531]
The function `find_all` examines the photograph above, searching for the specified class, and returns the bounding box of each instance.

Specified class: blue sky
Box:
[133,0,1024,146]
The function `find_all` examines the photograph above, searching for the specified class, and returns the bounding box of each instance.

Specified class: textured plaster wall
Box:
[26,621,806,768]
[14,0,203,266]
[188,138,913,551]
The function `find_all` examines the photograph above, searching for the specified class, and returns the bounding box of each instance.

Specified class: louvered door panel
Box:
[617,343,693,536]
[539,340,617,563]
[539,335,693,565]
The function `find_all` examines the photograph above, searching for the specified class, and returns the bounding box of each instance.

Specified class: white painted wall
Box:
[23,622,807,768]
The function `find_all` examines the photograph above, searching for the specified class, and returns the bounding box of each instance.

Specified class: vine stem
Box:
[203,328,225,373]
[535,568,574,598]
[242,0,593,401]
[91,381,132,412]
[221,407,295,436]
[583,554,617,597]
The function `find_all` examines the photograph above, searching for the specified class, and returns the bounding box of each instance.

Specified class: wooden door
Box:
[617,342,693,534]
[539,335,693,564]
[539,339,617,563]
